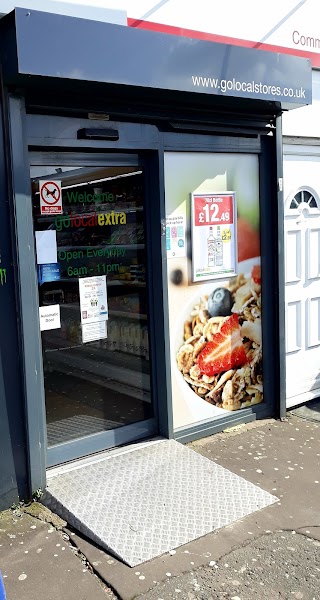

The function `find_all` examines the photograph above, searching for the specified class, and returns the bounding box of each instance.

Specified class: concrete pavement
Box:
[0,413,319,600]
[0,507,116,600]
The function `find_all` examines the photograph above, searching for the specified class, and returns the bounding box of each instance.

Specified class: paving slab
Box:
[68,416,320,600]
[0,510,114,600]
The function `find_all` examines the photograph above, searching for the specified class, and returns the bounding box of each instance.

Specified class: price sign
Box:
[191,190,237,282]
[193,194,233,226]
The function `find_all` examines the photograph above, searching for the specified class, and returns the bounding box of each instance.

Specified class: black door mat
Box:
[47,415,122,446]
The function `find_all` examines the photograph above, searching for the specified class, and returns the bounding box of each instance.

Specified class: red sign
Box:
[40,180,62,215]
[193,194,233,226]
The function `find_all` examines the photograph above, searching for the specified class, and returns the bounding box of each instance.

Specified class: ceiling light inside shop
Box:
[34,170,143,194]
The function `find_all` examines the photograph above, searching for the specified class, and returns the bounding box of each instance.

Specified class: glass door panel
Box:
[30,163,153,453]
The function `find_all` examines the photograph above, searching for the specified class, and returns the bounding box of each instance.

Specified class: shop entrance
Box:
[30,154,158,466]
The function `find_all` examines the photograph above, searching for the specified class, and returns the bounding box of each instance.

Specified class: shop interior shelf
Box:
[48,360,151,404]
[45,335,148,366]
[59,304,147,321]
[108,280,146,287]
[36,206,144,223]
[44,337,151,402]
[108,310,148,320]
[55,278,146,286]
[58,244,145,251]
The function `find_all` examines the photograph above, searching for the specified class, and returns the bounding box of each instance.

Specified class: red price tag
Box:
[193,194,233,226]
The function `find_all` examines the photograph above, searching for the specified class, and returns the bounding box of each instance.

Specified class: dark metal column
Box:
[144,149,173,439]
[0,92,28,508]
[5,94,47,493]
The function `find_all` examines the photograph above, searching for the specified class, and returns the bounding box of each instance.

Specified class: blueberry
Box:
[207,287,233,317]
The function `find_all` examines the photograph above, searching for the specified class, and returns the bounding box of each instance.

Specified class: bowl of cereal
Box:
[173,258,263,417]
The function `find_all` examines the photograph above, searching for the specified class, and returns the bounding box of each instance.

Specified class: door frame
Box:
[6,95,173,489]
[31,152,161,467]
[283,146,320,408]
[6,93,284,492]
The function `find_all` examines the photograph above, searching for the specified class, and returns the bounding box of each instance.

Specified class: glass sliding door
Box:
[30,158,156,464]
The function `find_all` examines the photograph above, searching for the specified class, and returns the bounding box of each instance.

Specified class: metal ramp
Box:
[43,440,278,567]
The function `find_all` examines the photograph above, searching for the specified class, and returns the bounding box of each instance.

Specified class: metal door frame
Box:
[6,95,172,489]
[6,94,284,492]
[30,152,160,467]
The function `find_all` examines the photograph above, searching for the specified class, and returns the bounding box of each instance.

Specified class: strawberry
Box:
[251,265,261,285]
[198,314,247,376]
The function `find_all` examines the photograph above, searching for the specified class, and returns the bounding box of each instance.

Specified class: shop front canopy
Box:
[0,8,312,112]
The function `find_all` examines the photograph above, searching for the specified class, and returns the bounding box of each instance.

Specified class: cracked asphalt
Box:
[134,531,320,600]
[59,415,320,600]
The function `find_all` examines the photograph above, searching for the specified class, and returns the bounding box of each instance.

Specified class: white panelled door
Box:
[284,153,320,408]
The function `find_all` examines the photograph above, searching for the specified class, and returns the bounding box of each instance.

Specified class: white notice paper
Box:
[35,230,58,265]
[82,321,107,344]
[166,202,187,259]
[39,304,61,331]
[79,276,108,324]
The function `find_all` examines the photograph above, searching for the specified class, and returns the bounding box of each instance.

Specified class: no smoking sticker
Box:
[39,180,62,215]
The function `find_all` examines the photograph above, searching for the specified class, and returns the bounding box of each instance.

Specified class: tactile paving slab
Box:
[43,440,278,566]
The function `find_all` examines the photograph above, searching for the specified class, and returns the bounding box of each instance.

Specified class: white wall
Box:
[282,70,320,138]
[123,0,320,59]
[0,0,126,24]
[2,0,320,63]
[127,0,319,62]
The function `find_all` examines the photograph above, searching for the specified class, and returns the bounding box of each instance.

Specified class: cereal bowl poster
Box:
[164,152,262,429]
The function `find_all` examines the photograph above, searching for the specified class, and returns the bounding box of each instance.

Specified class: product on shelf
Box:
[59,317,82,344]
[43,288,65,304]
[106,318,149,359]
[106,223,144,245]
[108,294,141,314]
